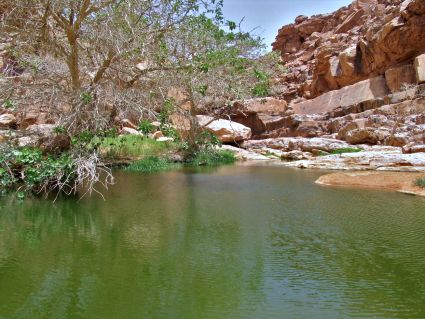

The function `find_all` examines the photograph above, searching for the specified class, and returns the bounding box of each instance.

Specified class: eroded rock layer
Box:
[272,0,425,100]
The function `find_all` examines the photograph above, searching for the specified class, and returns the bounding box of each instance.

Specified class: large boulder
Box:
[197,115,252,143]
[239,97,287,115]
[169,113,192,138]
[25,124,71,153]
[337,119,368,140]
[230,98,287,135]
[385,64,417,93]
[292,77,389,115]
[343,128,389,145]
[121,127,142,136]
[282,149,425,171]
[0,113,16,129]
[243,137,353,153]
[294,121,324,137]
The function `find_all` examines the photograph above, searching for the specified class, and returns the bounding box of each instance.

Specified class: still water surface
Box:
[1,166,425,319]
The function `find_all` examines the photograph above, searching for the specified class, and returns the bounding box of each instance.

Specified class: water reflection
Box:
[0,167,425,318]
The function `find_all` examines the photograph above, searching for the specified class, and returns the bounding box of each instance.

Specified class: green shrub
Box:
[138,120,155,134]
[125,156,180,173]
[188,149,236,166]
[0,147,75,197]
[414,177,425,188]
[252,69,270,97]
[3,99,15,110]
[252,83,270,97]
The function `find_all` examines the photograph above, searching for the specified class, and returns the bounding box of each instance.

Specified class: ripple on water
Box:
[1,167,425,318]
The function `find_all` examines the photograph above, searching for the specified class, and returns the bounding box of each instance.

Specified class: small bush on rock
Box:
[138,120,155,135]
[414,178,425,188]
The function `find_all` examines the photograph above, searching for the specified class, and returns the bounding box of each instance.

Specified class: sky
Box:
[222,0,353,50]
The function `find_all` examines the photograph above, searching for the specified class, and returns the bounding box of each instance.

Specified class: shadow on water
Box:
[0,166,425,318]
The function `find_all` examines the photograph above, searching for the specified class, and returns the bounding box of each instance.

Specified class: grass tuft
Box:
[189,150,236,166]
[125,156,180,173]
[414,177,425,188]
[98,135,175,159]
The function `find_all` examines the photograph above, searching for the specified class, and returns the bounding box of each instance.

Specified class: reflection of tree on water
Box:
[5,167,424,318]
[0,171,266,318]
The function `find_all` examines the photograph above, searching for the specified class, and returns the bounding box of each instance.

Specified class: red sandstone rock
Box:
[272,0,425,99]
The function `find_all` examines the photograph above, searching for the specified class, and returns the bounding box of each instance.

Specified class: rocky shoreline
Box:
[316,171,425,197]
[2,0,425,196]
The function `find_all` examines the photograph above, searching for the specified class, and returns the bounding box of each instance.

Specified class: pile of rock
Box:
[272,0,425,100]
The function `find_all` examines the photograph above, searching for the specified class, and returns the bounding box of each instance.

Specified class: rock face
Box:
[226,0,425,157]
[292,76,389,115]
[282,149,425,171]
[243,137,354,153]
[385,64,416,93]
[0,114,16,129]
[415,54,425,83]
[197,115,252,143]
[23,124,70,153]
[228,98,287,136]
[121,127,142,136]
[272,0,425,100]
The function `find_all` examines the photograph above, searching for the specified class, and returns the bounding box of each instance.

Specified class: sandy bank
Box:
[316,172,425,197]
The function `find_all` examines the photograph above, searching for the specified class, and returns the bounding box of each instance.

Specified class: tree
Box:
[0,0,278,196]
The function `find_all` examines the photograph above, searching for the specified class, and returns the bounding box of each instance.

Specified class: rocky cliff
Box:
[225,0,425,170]
[272,0,425,100]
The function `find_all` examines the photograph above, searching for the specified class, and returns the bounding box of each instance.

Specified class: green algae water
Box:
[1,166,425,319]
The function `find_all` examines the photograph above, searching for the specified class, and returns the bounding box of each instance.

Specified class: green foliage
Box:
[254,69,269,81]
[330,148,363,155]
[53,126,66,134]
[197,85,208,96]
[98,135,175,159]
[2,99,15,110]
[252,83,270,97]
[161,125,180,140]
[0,147,75,197]
[188,149,236,166]
[159,99,175,125]
[138,120,155,135]
[226,20,237,31]
[124,130,235,173]
[179,130,235,166]
[252,69,270,97]
[318,148,363,156]
[125,156,180,173]
[281,66,291,74]
[80,92,93,104]
[180,130,221,157]
[71,130,96,146]
[414,178,425,188]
